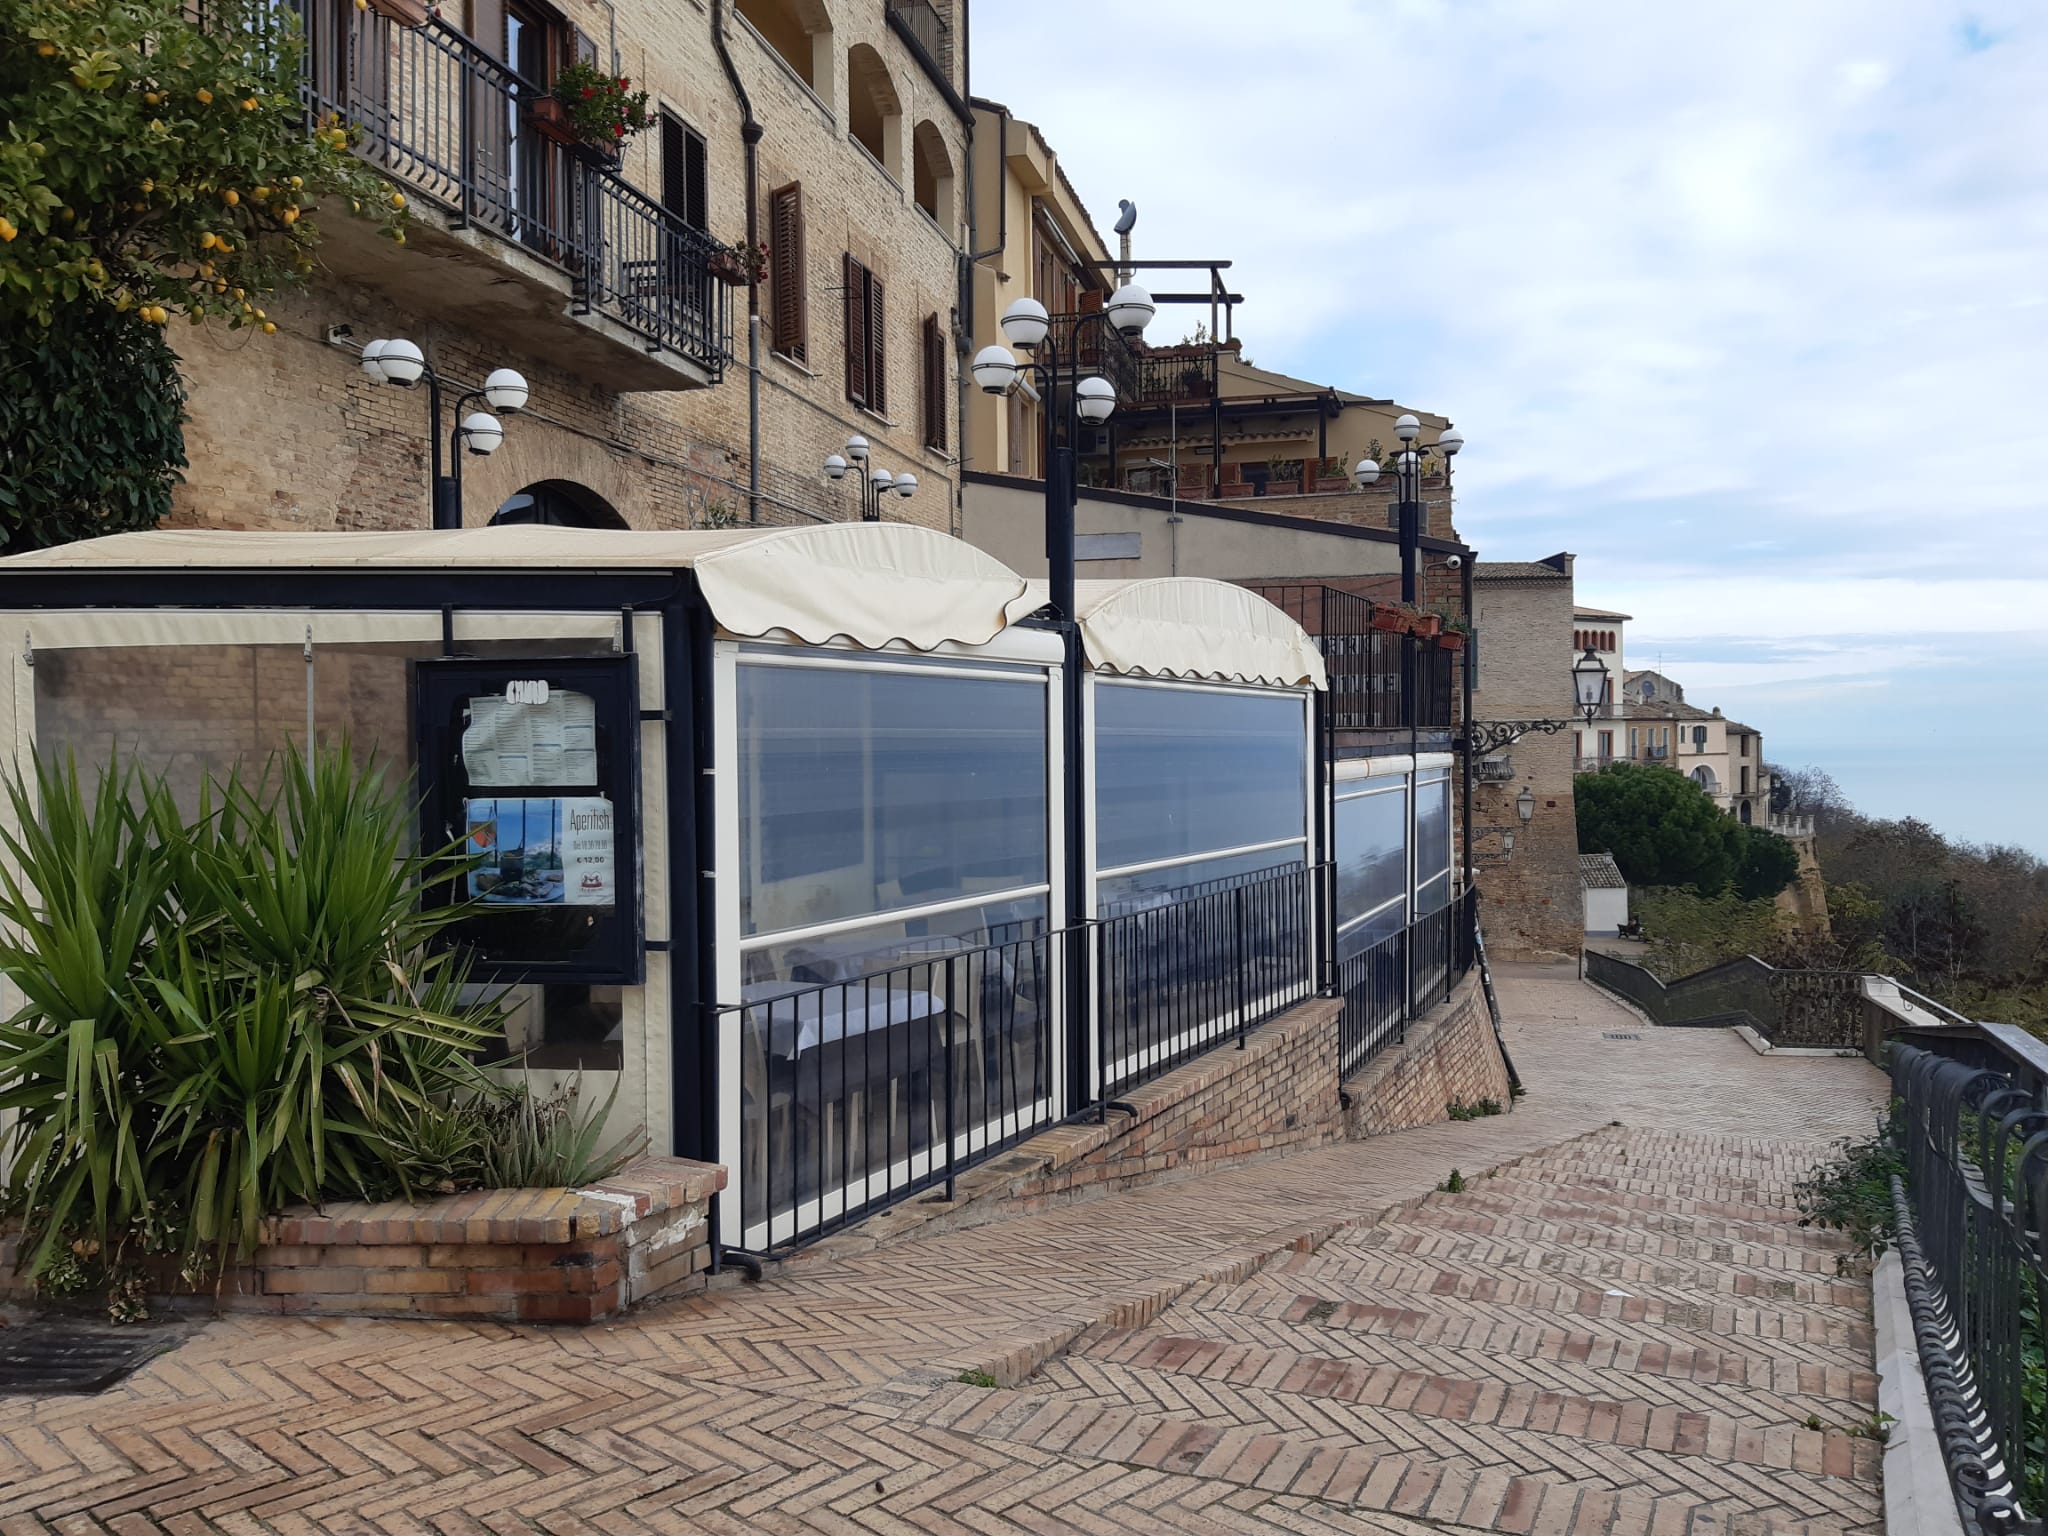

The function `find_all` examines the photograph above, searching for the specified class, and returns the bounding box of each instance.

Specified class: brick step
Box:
[1269,1243,1869,1311]
[1347,1220,1858,1277]
[1063,1328,1884,1486]
[1425,1186,1851,1244]
[1171,1268,1875,1358]
[1079,1303,1879,1415]
[1481,1165,1818,1204]
[900,1367,1882,1535]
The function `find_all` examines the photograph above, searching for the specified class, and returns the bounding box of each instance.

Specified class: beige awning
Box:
[0,524,1037,654]
[1025,578,1326,690]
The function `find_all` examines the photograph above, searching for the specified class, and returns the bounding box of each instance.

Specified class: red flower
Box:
[581,86,593,97]
[619,77,628,86]
[613,124,624,136]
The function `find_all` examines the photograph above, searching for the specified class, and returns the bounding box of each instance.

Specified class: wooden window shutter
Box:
[843,252,869,405]
[922,314,945,451]
[768,183,805,361]
[866,270,886,414]
[662,115,708,232]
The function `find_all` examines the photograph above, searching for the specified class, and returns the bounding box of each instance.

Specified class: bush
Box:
[0,747,641,1305]
[1793,1104,1904,1267]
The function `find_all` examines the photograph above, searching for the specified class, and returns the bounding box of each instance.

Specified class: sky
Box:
[971,1,2048,854]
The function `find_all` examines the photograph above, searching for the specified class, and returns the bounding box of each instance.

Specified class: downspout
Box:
[959,97,1009,531]
[710,0,764,524]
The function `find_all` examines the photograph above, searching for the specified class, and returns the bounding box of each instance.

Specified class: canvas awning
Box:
[0,524,1037,654]
[1025,578,1327,690]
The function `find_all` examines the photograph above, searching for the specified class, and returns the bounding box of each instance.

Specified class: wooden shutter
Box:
[922,314,945,451]
[768,183,805,361]
[865,269,886,414]
[844,252,869,406]
[662,115,708,231]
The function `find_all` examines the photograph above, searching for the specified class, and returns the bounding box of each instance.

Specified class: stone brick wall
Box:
[1472,567,1584,959]
[1343,973,1509,1137]
[170,2,968,538]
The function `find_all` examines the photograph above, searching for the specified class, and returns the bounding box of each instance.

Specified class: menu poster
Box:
[465,797,615,907]
[462,691,598,787]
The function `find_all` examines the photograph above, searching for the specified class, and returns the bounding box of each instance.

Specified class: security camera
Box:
[1446,553,1463,570]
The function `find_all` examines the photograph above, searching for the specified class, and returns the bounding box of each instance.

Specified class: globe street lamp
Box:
[823,434,918,522]
[359,339,529,529]
[1354,416,1464,605]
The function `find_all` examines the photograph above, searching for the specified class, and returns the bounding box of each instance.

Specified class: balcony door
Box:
[505,0,573,253]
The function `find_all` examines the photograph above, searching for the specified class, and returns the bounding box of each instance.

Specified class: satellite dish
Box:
[1113,199,1137,235]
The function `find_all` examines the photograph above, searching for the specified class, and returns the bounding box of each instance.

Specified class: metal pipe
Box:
[710,0,764,524]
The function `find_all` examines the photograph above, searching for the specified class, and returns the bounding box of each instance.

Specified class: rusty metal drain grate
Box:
[0,1321,185,1395]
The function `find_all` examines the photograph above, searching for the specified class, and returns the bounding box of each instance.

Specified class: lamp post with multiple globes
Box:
[357,338,530,529]
[1351,413,1464,606]
[822,434,918,521]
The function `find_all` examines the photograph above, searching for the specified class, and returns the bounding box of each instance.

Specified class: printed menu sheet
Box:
[461,690,597,787]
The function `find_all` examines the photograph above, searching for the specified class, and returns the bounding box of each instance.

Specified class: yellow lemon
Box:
[0,217,16,243]
[196,87,212,103]
[281,206,299,224]
[223,189,239,205]
[262,321,276,334]
[390,192,405,209]
[199,231,217,248]
[36,41,54,55]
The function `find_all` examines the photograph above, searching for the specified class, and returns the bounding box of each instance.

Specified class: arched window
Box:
[1740,800,1752,825]
[911,119,954,228]
[735,0,833,103]
[490,480,628,528]
[846,43,902,179]
[1691,765,1718,793]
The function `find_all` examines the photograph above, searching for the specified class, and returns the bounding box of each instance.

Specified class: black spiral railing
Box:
[1890,1041,2047,1533]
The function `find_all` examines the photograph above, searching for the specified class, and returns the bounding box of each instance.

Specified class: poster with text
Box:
[466,797,615,907]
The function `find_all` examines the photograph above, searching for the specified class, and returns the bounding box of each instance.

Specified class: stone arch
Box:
[490,480,629,528]
[735,0,834,102]
[846,43,902,179]
[911,119,954,228]
[1691,765,1719,794]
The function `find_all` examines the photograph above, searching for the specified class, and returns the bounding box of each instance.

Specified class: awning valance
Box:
[1027,578,1326,690]
[0,524,1036,655]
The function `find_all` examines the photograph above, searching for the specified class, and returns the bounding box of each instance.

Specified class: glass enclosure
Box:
[1414,770,1452,914]
[1334,777,1408,958]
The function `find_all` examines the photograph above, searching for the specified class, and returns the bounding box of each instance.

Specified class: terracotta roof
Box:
[1579,853,1627,890]
[1474,561,1569,580]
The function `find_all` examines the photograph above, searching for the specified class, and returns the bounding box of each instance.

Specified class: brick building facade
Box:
[171,0,969,537]
[1471,556,1584,960]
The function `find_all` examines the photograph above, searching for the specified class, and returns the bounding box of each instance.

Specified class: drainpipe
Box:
[959,98,1009,529]
[710,0,764,524]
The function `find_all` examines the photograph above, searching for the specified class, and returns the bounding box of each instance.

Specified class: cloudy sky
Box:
[973,2,2048,853]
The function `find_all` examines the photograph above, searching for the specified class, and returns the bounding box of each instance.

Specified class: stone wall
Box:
[1472,566,1584,959]
[1343,973,1509,1137]
[170,2,968,538]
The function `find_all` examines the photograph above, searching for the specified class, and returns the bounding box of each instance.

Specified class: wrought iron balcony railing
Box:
[294,2,730,380]
[1240,583,1456,734]
[1047,311,1140,416]
[886,0,951,70]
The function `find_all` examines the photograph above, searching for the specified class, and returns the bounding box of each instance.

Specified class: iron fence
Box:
[1583,950,1868,1048]
[1047,311,1141,406]
[1336,888,1476,1078]
[886,0,950,70]
[1240,583,1457,734]
[292,0,729,377]
[1890,1041,2048,1533]
[1097,862,1320,1098]
[1133,349,1219,407]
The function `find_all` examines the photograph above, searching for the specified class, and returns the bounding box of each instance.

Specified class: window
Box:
[1597,729,1613,760]
[845,43,902,178]
[768,183,806,362]
[911,119,954,226]
[1741,767,1750,793]
[1335,781,1407,956]
[843,253,886,411]
[1413,773,1452,914]
[661,112,707,232]
[921,314,946,451]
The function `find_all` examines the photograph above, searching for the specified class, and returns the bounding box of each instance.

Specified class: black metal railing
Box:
[723,923,1065,1252]
[1097,862,1320,1098]
[886,0,950,70]
[1241,583,1459,733]
[1336,888,1477,1077]
[1890,1041,2048,1533]
[1132,348,1219,407]
[293,0,729,377]
[1048,310,1140,408]
[1584,950,1871,1049]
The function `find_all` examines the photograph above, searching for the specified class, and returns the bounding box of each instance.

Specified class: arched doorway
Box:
[1739,800,1752,825]
[490,480,628,528]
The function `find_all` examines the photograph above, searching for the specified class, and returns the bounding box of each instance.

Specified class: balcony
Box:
[1476,757,1515,782]
[886,0,951,74]
[296,4,730,390]
[1048,310,1141,412]
[1574,756,1615,773]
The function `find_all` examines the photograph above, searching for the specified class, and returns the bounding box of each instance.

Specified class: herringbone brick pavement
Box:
[0,966,1888,1533]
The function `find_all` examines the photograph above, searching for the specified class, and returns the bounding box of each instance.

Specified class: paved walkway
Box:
[0,966,1890,1534]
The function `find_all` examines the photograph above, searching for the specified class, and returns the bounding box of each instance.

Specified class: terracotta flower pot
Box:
[1369,608,1408,634]
[1437,631,1465,651]
[526,95,579,147]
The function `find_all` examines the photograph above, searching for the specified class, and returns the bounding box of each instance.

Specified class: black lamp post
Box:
[970,283,1155,1108]
[360,338,530,529]
[1571,645,1611,727]
[823,434,918,521]
[1352,415,1464,605]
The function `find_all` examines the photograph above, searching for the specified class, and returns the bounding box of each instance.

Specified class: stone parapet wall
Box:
[1343,974,1509,1137]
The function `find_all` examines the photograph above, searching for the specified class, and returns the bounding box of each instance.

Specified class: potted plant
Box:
[707,240,767,286]
[532,60,653,167]
[1437,630,1465,651]
[1369,605,1409,634]
[1314,455,1348,493]
[1412,612,1443,638]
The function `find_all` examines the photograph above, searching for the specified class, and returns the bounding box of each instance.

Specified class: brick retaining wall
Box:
[1343,973,1509,1137]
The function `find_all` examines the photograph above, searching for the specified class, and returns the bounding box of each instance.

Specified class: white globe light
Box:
[823,453,848,480]
[1104,283,1156,338]
[871,468,894,489]
[378,337,425,386]
[972,344,1020,394]
[484,368,529,412]
[1075,375,1116,424]
[459,411,504,455]
[1393,412,1420,442]
[894,471,918,499]
[1438,427,1464,457]
[1353,458,1380,489]
[1397,449,1418,470]
[844,433,869,463]
[360,338,390,382]
[1000,296,1050,348]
